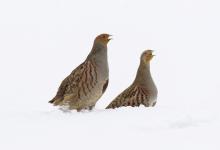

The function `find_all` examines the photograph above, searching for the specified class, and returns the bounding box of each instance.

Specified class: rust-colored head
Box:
[94,33,112,45]
[141,50,155,63]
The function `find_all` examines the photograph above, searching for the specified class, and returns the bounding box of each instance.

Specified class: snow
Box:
[0,0,220,150]
[1,106,219,150]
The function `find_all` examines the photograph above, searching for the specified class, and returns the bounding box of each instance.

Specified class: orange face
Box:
[142,50,155,62]
[95,33,112,44]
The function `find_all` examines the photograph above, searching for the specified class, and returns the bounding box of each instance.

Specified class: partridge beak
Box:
[151,50,155,56]
[108,35,113,41]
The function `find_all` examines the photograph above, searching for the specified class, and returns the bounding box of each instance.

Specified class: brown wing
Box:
[106,85,150,109]
[49,59,98,105]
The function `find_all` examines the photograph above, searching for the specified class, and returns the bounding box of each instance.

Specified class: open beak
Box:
[108,35,113,41]
[151,50,155,57]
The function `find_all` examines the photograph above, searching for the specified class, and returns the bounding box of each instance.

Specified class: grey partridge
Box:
[106,50,157,109]
[49,34,111,111]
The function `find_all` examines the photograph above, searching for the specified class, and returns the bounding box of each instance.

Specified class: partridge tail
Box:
[48,99,55,103]
[105,105,114,109]
[48,97,63,106]
[106,101,120,109]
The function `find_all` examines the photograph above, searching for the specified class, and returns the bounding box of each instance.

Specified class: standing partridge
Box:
[106,50,157,109]
[49,33,111,111]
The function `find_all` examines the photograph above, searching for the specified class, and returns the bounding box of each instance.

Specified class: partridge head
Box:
[141,50,155,63]
[94,34,112,45]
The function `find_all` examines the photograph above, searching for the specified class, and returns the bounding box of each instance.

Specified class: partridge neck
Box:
[86,42,108,76]
[87,42,107,60]
[134,60,152,85]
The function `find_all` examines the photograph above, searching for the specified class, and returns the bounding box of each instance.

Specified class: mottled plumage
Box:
[49,34,111,111]
[106,50,157,109]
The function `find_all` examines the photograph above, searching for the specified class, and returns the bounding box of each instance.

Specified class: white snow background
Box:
[0,0,220,149]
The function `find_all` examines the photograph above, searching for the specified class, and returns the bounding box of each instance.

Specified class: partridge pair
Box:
[49,34,157,111]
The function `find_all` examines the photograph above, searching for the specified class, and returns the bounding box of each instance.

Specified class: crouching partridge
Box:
[106,50,157,109]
